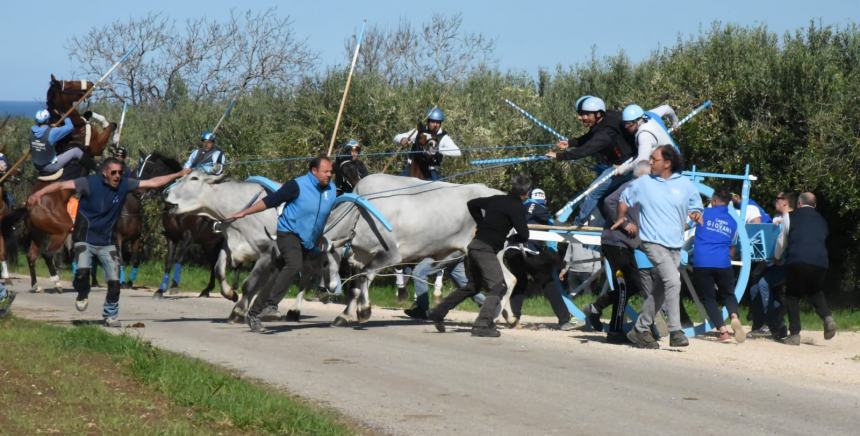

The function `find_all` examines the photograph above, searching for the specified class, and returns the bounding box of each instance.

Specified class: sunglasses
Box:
[108,170,122,176]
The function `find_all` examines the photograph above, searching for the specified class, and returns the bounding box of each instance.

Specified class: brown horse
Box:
[407,123,441,180]
[24,76,116,292]
[114,188,143,288]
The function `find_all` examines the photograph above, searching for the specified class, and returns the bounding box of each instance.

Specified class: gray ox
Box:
[317,174,516,326]
[163,171,282,322]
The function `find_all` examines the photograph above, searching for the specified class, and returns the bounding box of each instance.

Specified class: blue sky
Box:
[2,0,857,100]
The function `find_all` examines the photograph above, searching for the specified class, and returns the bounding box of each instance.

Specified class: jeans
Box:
[413,256,468,298]
[634,242,682,333]
[73,242,121,319]
[574,165,631,226]
[749,264,784,330]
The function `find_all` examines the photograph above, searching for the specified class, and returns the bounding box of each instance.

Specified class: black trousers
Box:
[504,248,570,324]
[593,245,644,333]
[692,267,739,329]
[783,263,831,335]
[248,233,305,317]
[430,239,506,328]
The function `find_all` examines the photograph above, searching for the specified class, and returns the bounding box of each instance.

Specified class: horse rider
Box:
[0,153,16,206]
[334,139,369,194]
[229,155,337,333]
[427,174,532,338]
[616,103,681,176]
[184,131,226,175]
[394,107,461,181]
[29,109,81,176]
[545,96,635,226]
[503,188,576,331]
[27,158,190,327]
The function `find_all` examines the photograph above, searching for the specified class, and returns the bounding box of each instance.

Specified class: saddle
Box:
[37,168,64,181]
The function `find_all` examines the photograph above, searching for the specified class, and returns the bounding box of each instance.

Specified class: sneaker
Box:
[782,334,801,346]
[669,331,689,347]
[717,330,732,342]
[582,304,603,332]
[247,314,268,333]
[259,305,282,322]
[557,321,578,331]
[103,317,121,328]
[471,326,501,338]
[746,325,771,339]
[627,328,659,349]
[771,325,788,341]
[823,316,837,340]
[75,298,88,312]
[606,331,630,344]
[404,305,429,320]
[730,318,746,343]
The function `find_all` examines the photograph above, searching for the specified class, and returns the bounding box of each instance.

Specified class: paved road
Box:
[9,277,859,436]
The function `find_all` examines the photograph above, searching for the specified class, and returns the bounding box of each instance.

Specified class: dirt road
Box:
[9,276,860,435]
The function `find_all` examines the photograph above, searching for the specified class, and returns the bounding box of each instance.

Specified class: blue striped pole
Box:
[470,155,550,166]
[555,99,714,222]
[504,99,567,141]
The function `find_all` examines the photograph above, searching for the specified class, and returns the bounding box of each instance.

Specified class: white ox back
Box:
[326,174,503,268]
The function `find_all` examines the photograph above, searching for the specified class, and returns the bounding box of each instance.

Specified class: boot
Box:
[404,293,430,320]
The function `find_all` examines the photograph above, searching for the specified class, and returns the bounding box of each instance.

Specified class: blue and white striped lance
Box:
[470,155,550,166]
[504,99,567,141]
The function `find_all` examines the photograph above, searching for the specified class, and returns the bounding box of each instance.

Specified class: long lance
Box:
[212,97,237,134]
[504,98,567,141]
[53,44,138,127]
[0,45,137,185]
[327,20,366,156]
[113,101,128,147]
[555,99,713,222]
[470,155,551,165]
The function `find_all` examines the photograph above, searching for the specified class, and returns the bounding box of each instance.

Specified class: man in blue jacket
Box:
[230,155,337,333]
[29,110,80,175]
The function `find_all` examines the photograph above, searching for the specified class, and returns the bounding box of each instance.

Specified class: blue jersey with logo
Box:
[693,205,738,268]
[74,175,139,245]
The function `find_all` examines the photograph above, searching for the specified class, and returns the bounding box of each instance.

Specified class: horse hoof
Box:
[227,315,244,324]
[30,286,42,294]
[357,307,372,323]
[285,310,301,322]
[332,316,350,327]
[396,286,408,304]
[153,291,164,299]
[198,290,210,298]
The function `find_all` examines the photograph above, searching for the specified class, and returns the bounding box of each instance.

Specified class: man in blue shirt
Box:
[28,158,189,327]
[230,155,337,333]
[614,145,703,348]
[29,109,80,175]
[692,188,744,342]
[184,131,226,175]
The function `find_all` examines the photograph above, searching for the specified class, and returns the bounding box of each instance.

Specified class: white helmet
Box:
[34,109,50,124]
[578,97,605,113]
[530,188,546,202]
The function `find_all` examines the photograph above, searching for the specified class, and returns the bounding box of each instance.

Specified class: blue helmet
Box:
[426,107,445,122]
[622,104,645,122]
[345,139,361,148]
[34,109,50,124]
[578,96,605,113]
[201,131,216,142]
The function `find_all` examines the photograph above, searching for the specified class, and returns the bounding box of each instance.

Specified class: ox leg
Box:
[357,273,374,323]
[216,249,237,302]
[228,256,274,323]
[286,289,304,322]
[333,285,360,327]
[433,271,444,304]
[394,268,408,303]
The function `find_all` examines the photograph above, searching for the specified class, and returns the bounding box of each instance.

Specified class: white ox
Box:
[318,174,516,326]
[163,171,281,322]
